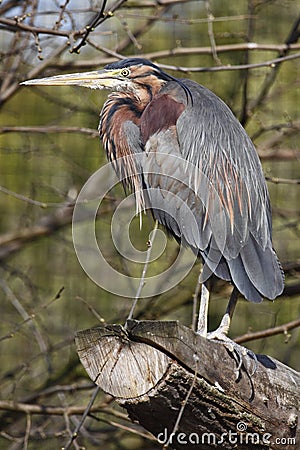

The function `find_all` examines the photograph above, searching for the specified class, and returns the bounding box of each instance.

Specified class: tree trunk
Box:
[75,320,299,449]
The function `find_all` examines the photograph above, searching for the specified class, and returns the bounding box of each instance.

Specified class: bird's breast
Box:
[140,94,185,144]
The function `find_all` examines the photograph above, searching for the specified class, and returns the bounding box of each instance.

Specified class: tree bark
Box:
[75,320,299,449]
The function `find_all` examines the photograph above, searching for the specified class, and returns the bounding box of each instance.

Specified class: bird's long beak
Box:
[21,69,120,90]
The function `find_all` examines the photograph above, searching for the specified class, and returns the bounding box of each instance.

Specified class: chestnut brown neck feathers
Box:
[98,68,168,215]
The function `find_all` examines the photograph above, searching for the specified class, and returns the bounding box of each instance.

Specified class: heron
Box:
[22,58,284,342]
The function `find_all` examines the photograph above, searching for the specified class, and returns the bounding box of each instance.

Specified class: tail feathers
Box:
[202,235,284,303]
[227,239,284,302]
[239,237,284,300]
[226,254,264,303]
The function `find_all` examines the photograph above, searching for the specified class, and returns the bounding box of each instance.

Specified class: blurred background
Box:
[0,0,299,448]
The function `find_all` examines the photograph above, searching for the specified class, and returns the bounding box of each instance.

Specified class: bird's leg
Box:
[207,287,257,378]
[197,283,210,337]
[207,287,239,341]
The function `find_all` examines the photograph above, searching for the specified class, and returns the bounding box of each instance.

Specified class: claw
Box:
[205,313,257,379]
[206,331,258,379]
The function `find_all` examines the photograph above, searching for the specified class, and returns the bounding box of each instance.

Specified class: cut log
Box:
[75,320,299,450]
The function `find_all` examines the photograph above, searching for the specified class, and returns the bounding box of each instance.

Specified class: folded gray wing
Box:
[122,81,284,301]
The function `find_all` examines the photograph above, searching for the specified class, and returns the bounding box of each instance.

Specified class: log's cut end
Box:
[75,324,171,398]
[75,320,300,450]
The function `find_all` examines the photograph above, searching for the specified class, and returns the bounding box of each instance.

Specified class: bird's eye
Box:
[120,68,130,77]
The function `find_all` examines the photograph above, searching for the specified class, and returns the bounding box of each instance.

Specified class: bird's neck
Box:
[99,87,158,157]
[98,82,167,214]
[99,93,140,157]
[99,91,153,215]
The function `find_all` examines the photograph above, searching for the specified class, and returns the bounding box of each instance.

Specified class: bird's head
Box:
[21,58,176,96]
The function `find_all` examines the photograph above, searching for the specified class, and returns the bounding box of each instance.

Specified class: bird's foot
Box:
[206,314,257,379]
[206,312,231,341]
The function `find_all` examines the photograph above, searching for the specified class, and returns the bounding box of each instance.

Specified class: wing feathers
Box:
[121,81,284,301]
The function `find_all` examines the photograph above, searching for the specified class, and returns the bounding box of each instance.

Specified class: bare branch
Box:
[0,17,82,39]
[0,126,98,137]
[265,176,300,185]
[50,42,300,71]
[257,148,300,161]
[159,51,300,73]
[0,400,104,416]
[235,318,300,344]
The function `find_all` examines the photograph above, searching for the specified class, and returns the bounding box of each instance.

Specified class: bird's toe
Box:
[207,331,257,379]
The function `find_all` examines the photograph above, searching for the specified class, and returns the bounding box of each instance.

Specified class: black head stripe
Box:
[104,58,160,71]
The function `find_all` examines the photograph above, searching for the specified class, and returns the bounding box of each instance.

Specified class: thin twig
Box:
[0,286,64,343]
[70,0,128,54]
[115,3,169,53]
[125,220,159,325]
[0,205,74,261]
[88,414,156,440]
[24,413,31,450]
[205,0,222,65]
[251,120,300,141]
[61,394,82,450]
[23,382,95,404]
[70,0,109,53]
[123,12,255,23]
[239,0,256,126]
[265,176,300,185]
[54,0,71,31]
[192,269,202,331]
[62,386,101,450]
[0,278,50,369]
[0,185,49,208]
[1,42,69,106]
[75,296,106,323]
[163,359,199,449]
